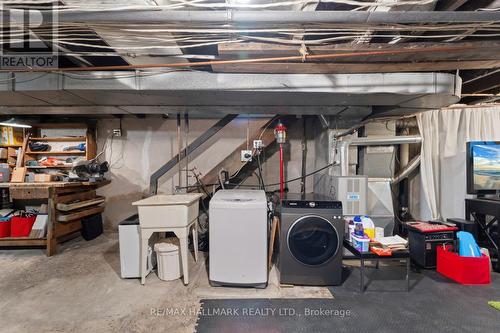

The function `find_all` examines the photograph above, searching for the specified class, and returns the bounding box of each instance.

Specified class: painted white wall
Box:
[95,116,328,229]
[95,116,272,229]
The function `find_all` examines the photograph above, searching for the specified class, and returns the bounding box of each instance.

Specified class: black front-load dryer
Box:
[278,193,343,286]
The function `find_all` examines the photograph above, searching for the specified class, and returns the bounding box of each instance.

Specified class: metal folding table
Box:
[343,239,410,292]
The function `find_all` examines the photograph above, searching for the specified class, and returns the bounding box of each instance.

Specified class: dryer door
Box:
[287,215,340,266]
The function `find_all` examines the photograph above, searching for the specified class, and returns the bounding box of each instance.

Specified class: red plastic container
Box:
[10,215,37,237]
[0,219,11,238]
[437,245,490,285]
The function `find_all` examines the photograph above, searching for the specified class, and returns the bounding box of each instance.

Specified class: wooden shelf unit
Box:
[0,124,104,254]
[0,144,22,148]
[26,165,73,169]
[23,123,97,170]
[30,136,86,142]
[0,180,110,255]
[26,151,86,156]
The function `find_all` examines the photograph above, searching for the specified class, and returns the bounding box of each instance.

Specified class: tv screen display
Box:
[467,141,500,193]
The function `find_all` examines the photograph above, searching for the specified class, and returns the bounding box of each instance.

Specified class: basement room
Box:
[0,1,499,333]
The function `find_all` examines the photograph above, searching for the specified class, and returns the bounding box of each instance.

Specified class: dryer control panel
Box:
[281,199,342,210]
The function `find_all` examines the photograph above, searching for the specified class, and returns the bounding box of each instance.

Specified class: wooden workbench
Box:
[0,180,110,256]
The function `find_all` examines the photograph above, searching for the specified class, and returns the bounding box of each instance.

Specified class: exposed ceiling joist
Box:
[217,41,500,61]
[214,41,500,73]
[436,0,470,11]
[212,60,500,74]
[463,71,500,94]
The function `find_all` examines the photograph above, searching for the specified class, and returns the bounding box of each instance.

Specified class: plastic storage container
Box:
[81,213,103,241]
[0,163,10,183]
[0,217,11,238]
[437,245,490,285]
[155,238,182,281]
[10,215,36,237]
[351,233,370,252]
[118,215,157,279]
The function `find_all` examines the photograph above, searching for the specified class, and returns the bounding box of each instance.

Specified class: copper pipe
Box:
[0,45,476,73]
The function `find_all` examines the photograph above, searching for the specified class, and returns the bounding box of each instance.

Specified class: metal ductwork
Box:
[350,136,422,146]
[339,135,422,176]
[3,10,499,25]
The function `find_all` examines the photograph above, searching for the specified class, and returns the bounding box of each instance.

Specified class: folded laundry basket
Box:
[437,245,490,285]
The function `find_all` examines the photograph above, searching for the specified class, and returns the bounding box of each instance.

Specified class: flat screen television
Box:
[466,141,500,194]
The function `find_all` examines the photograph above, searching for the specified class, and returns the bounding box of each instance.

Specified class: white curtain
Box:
[417,106,500,220]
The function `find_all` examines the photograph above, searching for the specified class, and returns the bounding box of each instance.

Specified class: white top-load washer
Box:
[209,189,268,288]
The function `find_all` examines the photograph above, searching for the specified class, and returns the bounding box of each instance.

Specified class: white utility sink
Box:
[132,193,203,228]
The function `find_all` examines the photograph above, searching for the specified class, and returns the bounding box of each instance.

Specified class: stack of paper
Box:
[373,235,408,251]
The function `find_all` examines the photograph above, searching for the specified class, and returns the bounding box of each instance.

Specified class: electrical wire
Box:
[176,162,338,191]
[4,30,500,50]
[265,162,337,188]
[257,152,266,191]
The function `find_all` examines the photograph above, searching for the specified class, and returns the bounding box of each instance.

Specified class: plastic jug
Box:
[361,216,375,239]
[353,216,364,236]
[347,219,355,242]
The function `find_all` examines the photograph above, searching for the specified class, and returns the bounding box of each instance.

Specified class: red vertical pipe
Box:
[280,143,284,199]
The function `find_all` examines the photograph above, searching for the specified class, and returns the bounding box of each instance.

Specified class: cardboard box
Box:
[0,127,23,146]
[34,174,55,182]
[7,147,17,157]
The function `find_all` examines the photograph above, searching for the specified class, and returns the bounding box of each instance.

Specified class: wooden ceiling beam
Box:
[463,71,500,93]
[218,41,500,64]
[212,60,500,74]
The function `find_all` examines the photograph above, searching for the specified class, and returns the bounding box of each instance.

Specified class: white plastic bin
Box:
[154,238,182,281]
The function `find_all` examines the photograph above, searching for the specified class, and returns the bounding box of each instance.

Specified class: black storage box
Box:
[81,213,103,241]
[447,218,478,240]
[407,228,455,269]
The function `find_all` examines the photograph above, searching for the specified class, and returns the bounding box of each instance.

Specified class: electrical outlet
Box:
[112,128,122,137]
[241,150,252,162]
[253,140,263,149]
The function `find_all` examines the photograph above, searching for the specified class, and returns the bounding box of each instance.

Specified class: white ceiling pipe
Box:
[349,135,422,146]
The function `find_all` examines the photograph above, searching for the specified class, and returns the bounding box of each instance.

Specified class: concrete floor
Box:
[0,233,332,333]
[1,233,499,333]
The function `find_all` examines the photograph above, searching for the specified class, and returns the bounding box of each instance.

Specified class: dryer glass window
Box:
[288,216,339,266]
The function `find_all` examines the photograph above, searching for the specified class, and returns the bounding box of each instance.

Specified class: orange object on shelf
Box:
[370,246,392,256]
[39,157,66,167]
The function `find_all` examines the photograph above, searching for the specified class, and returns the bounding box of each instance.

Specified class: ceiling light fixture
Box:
[0,118,32,128]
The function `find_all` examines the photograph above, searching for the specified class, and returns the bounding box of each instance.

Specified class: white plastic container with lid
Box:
[154,238,182,281]
[351,233,370,252]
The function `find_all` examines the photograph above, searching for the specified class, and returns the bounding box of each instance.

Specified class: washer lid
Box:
[210,189,267,208]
